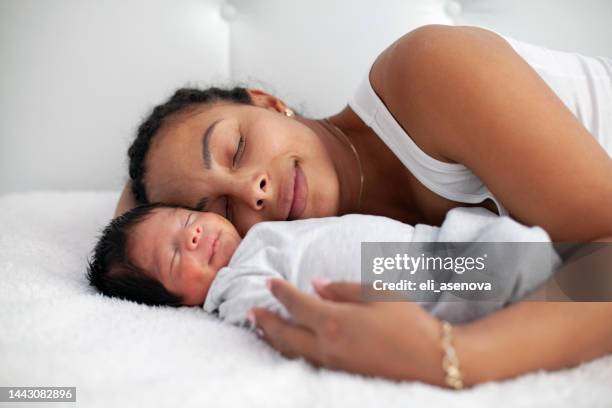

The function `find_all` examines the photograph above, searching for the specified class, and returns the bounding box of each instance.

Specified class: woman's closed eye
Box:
[232,134,245,167]
[222,134,244,222]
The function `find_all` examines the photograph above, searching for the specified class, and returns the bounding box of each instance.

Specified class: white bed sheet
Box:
[0,191,611,407]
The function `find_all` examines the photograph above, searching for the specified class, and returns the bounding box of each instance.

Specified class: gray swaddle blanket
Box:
[203,207,561,325]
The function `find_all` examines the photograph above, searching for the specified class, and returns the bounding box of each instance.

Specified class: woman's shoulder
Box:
[372,24,505,89]
[336,26,469,163]
[337,25,491,131]
[367,24,510,162]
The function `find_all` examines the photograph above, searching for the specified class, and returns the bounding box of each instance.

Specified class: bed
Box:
[1,191,611,407]
[2,0,612,406]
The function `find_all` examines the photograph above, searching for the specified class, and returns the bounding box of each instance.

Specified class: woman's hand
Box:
[250,278,612,388]
[249,279,446,386]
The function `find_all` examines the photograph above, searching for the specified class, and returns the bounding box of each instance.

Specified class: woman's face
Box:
[144,94,341,235]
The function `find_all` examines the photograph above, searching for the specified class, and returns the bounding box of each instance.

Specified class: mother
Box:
[115,25,612,387]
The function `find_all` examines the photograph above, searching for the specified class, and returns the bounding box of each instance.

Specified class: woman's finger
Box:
[313,279,364,303]
[267,279,330,329]
[250,307,322,365]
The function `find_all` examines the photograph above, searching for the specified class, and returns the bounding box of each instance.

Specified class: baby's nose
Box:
[187,225,202,249]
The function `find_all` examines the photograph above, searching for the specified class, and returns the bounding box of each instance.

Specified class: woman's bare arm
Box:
[253,278,612,387]
[458,236,612,384]
[456,301,612,385]
[385,25,612,241]
[114,181,137,217]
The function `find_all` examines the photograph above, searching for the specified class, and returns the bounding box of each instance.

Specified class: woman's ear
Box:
[246,88,288,114]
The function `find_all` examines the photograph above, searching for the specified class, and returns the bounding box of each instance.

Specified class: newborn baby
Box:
[88,203,561,325]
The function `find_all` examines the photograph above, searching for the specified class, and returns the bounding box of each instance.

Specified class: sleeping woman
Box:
[114,25,612,388]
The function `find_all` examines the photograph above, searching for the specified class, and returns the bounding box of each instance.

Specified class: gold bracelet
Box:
[440,320,464,390]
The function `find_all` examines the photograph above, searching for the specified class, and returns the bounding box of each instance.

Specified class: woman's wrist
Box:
[428,319,477,389]
[446,323,483,387]
[405,314,450,388]
[439,321,465,389]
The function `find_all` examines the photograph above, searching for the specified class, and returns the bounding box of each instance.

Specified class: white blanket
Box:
[205,210,560,326]
[1,191,610,407]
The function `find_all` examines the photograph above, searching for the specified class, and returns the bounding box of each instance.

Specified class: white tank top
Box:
[348,34,612,217]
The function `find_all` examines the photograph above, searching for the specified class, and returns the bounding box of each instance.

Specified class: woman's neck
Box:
[294,111,368,215]
[325,107,425,224]
[308,117,363,215]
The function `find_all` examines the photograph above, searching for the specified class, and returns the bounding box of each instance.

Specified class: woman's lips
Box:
[281,164,296,219]
[288,163,308,220]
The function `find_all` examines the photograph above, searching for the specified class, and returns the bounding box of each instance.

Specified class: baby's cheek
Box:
[182,262,203,284]
[179,264,210,305]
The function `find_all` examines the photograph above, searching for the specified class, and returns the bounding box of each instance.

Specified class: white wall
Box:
[1,0,611,195]
[229,0,452,117]
[0,0,230,194]
[451,0,612,57]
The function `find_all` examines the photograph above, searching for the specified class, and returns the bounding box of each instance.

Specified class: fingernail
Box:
[247,310,256,325]
[265,279,273,290]
[312,277,331,289]
[256,328,264,338]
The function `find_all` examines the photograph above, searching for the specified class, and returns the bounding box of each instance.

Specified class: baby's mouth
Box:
[205,231,220,265]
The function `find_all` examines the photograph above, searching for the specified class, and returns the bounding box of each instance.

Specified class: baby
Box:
[88,203,561,325]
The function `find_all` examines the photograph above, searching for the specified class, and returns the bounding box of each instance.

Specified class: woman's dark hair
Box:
[127,87,254,204]
[87,202,184,307]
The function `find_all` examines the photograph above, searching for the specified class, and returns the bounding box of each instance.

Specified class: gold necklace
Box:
[322,118,365,211]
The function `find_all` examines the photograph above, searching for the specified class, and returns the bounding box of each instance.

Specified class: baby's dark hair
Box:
[127,87,254,205]
[87,202,184,306]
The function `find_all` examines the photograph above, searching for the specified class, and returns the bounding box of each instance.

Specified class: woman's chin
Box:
[302,203,337,219]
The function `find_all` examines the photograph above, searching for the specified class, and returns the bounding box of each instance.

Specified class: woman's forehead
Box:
[168,102,245,127]
[153,103,246,154]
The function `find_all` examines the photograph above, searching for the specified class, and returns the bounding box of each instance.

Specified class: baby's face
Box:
[128,208,241,305]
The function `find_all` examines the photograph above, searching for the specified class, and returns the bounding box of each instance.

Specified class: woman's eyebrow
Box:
[202,118,224,170]
[197,118,224,211]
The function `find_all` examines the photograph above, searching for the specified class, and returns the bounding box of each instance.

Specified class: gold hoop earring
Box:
[284,107,294,117]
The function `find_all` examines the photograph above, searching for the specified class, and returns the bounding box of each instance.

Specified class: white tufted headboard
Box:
[1,0,610,194]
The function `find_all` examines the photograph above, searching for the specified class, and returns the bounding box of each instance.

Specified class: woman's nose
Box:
[250,173,269,210]
[185,224,202,250]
